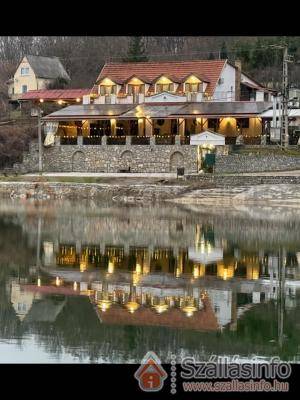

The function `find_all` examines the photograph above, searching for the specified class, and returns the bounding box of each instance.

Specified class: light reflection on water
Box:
[0,199,300,363]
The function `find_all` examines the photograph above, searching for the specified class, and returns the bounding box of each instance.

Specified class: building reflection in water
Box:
[26,221,299,334]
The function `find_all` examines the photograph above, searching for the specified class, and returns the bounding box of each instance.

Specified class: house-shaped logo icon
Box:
[134,351,168,392]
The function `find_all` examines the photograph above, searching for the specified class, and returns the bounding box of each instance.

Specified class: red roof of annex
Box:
[19,88,91,101]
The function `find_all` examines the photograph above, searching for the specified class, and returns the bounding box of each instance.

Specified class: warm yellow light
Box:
[73,281,78,291]
[193,266,199,279]
[157,76,172,84]
[136,263,142,274]
[39,99,44,103]
[132,271,140,286]
[185,75,201,84]
[125,301,140,314]
[57,99,63,105]
[37,278,41,287]
[128,77,143,85]
[100,78,115,85]
[108,259,114,274]
[55,276,61,286]
[80,260,87,272]
[153,304,169,314]
[182,305,197,318]
[98,299,112,312]
[76,97,80,102]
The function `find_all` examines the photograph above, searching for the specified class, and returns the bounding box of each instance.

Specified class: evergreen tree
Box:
[220,41,228,59]
[123,37,148,62]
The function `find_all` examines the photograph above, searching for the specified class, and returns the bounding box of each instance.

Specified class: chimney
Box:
[235,60,242,101]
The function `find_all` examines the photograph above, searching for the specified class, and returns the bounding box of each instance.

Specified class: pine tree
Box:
[123,37,148,62]
[220,41,228,59]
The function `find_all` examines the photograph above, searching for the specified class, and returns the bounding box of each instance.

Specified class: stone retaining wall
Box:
[0,181,188,201]
[215,153,300,174]
[14,138,200,174]
[186,174,300,187]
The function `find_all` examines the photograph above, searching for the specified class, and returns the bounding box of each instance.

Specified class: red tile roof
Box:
[19,88,91,101]
[95,60,227,96]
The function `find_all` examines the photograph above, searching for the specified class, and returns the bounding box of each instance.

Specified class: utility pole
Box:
[38,106,43,174]
[269,43,293,147]
[282,46,291,148]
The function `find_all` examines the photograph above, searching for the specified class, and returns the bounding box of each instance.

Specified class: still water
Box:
[0,199,300,363]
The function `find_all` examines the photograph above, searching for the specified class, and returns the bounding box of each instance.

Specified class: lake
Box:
[0,199,300,363]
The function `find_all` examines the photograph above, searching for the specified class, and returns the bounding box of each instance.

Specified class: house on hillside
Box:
[44,59,274,141]
[15,59,276,174]
[6,55,70,102]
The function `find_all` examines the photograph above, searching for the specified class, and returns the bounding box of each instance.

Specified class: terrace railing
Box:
[131,136,150,145]
[60,136,78,145]
[83,136,102,145]
[155,136,175,145]
[106,136,126,145]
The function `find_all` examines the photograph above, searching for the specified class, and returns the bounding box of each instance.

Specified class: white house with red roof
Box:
[14,59,276,174]
[41,59,273,145]
[89,59,272,104]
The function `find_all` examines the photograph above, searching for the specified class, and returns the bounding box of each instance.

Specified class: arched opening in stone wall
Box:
[72,151,85,172]
[120,150,133,171]
[169,151,184,172]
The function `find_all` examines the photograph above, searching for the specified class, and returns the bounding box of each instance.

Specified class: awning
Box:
[120,104,186,119]
[43,104,135,121]
[260,109,300,118]
[43,101,273,121]
[175,101,272,118]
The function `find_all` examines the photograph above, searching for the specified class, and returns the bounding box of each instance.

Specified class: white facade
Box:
[190,131,226,146]
[213,63,235,101]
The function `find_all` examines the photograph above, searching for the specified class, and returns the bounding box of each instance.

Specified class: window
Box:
[128,84,145,95]
[208,118,219,130]
[156,83,174,93]
[100,85,117,96]
[236,118,249,129]
[22,85,27,93]
[21,67,29,76]
[185,82,200,93]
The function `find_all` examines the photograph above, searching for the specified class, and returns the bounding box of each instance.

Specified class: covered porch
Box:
[43,102,270,146]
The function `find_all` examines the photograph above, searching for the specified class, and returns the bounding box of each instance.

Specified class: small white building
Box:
[190,130,226,146]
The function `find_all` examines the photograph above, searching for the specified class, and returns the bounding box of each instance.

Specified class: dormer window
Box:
[99,78,117,96]
[184,75,202,93]
[127,77,145,95]
[155,76,174,93]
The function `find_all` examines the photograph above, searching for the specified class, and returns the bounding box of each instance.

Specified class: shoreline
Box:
[0,178,300,205]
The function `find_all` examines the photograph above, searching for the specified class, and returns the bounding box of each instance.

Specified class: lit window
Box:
[100,85,117,96]
[185,83,200,93]
[156,83,174,93]
[128,84,145,95]
[21,67,29,76]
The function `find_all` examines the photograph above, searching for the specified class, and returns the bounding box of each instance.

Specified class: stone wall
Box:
[215,153,300,174]
[186,174,300,187]
[14,137,201,174]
